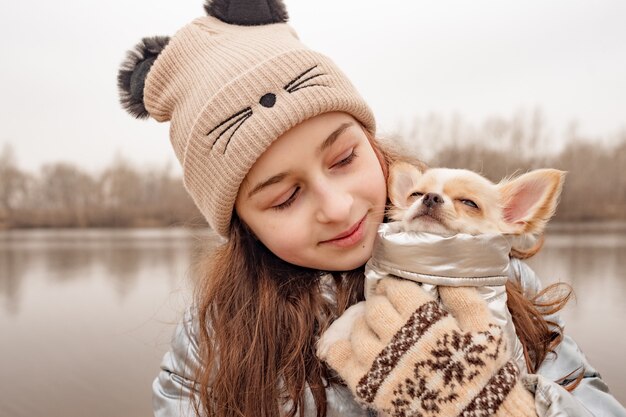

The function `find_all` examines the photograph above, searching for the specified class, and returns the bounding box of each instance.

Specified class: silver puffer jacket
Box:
[152,223,626,417]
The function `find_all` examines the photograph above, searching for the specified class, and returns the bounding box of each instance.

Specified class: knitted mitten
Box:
[318,277,537,417]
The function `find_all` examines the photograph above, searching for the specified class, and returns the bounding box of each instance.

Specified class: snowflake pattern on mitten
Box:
[320,279,537,417]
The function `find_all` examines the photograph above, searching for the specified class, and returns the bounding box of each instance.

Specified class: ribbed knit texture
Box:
[142,15,375,236]
[321,279,538,417]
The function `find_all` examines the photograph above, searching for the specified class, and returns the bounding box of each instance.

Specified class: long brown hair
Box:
[192,214,363,417]
[190,135,575,417]
[505,278,573,371]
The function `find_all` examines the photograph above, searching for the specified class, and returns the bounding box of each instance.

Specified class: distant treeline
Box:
[0,151,204,229]
[1,113,625,229]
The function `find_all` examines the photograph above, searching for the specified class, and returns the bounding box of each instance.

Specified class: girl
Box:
[117,1,625,416]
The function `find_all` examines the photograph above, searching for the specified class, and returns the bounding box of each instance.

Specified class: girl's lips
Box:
[320,215,367,248]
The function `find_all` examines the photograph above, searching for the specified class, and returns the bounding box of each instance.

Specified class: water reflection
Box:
[0,229,209,314]
[0,250,28,315]
[528,235,626,311]
[0,227,624,417]
[0,228,214,417]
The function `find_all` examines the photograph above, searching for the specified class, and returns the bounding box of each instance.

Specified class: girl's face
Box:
[235,112,387,271]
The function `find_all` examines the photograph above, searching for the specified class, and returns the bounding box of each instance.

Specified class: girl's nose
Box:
[315,183,353,224]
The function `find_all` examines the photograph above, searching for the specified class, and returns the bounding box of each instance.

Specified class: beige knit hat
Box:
[117,0,376,237]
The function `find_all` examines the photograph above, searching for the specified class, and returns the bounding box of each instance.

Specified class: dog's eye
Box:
[461,199,479,209]
[410,192,423,198]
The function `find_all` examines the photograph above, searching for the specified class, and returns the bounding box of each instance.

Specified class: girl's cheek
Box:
[262,211,306,240]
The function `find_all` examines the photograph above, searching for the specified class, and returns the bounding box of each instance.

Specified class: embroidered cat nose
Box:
[259,93,276,108]
[423,193,444,208]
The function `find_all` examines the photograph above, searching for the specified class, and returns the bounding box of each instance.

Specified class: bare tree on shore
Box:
[0,145,30,222]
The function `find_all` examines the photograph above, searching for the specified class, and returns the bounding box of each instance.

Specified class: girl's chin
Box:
[322,240,374,271]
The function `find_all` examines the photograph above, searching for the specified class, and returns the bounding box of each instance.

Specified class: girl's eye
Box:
[411,192,424,198]
[272,186,300,211]
[461,199,479,209]
[332,148,358,168]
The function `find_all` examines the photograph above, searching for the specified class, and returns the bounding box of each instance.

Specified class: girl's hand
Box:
[317,277,537,417]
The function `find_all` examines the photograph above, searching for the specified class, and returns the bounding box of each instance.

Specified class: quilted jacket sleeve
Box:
[510,259,626,417]
[152,307,203,417]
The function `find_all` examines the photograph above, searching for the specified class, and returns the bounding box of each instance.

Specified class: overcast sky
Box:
[2,0,625,174]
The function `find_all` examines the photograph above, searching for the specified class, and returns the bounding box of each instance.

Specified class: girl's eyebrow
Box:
[318,122,353,154]
[247,172,289,199]
[247,122,355,199]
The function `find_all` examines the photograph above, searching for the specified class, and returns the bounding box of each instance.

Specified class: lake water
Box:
[0,226,625,416]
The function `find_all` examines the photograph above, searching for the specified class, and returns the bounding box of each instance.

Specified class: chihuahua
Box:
[387,162,566,257]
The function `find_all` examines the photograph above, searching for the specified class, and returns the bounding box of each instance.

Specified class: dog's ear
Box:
[497,169,566,235]
[388,161,424,208]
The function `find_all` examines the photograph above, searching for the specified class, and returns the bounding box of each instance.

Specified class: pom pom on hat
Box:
[117,36,170,119]
[204,0,288,25]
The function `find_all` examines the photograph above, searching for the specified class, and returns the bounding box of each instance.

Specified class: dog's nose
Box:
[423,193,444,208]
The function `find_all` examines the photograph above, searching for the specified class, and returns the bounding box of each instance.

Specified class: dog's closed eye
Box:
[459,199,479,209]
